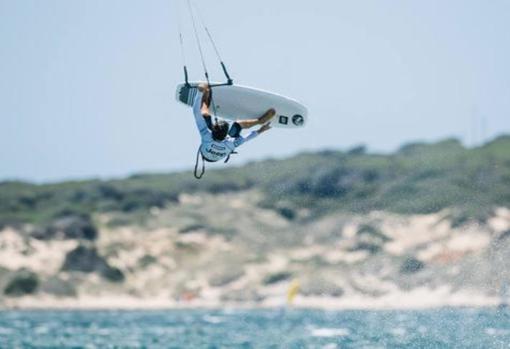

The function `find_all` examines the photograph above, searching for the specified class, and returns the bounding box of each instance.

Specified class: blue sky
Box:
[1,0,509,182]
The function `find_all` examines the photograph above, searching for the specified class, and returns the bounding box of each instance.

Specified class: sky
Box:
[1,0,509,182]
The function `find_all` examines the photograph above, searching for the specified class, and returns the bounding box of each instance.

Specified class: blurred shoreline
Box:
[1,290,502,311]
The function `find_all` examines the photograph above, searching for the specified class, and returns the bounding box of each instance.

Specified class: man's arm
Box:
[193,84,212,140]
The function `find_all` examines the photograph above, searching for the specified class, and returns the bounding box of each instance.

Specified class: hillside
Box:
[0,136,509,308]
[1,135,509,227]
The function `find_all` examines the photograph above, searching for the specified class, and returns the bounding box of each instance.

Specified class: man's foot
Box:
[258,108,276,124]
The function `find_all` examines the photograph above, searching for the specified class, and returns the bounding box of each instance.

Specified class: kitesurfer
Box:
[193,83,274,163]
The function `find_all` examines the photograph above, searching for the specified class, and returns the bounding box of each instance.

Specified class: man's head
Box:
[211,120,229,141]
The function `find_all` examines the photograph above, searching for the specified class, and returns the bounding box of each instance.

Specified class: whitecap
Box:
[485,328,509,336]
[34,326,50,334]
[0,327,13,335]
[310,328,350,337]
[322,344,338,349]
[390,327,407,337]
[203,315,223,324]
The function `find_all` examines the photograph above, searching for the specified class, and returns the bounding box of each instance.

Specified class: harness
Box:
[193,147,237,179]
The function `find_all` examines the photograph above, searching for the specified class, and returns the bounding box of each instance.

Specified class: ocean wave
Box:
[310,327,350,337]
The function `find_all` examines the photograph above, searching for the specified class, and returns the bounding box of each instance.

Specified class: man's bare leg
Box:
[236,108,276,129]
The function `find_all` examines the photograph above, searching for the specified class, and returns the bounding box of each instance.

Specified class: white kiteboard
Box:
[175,82,308,128]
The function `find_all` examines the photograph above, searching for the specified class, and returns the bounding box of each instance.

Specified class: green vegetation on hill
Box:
[1,136,509,229]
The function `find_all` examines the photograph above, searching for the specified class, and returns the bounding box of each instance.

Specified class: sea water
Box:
[0,308,509,348]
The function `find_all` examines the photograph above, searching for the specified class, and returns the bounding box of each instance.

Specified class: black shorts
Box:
[228,122,242,138]
[204,115,242,138]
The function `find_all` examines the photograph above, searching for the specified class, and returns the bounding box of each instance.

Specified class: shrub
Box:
[62,245,124,282]
[4,269,39,296]
[101,267,125,282]
[400,257,425,274]
[208,268,244,287]
[32,215,98,240]
[263,271,292,285]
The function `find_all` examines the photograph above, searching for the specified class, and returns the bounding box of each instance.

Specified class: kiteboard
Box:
[176,83,308,129]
